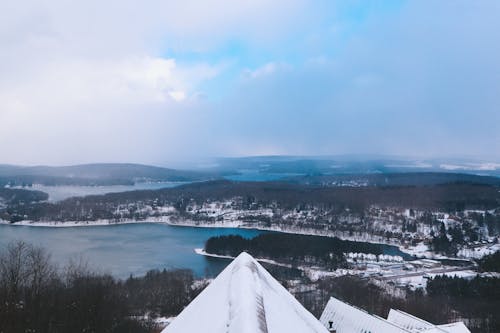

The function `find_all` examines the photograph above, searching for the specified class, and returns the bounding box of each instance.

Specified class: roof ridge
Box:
[391,308,434,326]
[323,297,413,332]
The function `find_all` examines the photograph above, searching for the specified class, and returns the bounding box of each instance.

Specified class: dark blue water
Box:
[0,224,264,278]
[381,244,414,260]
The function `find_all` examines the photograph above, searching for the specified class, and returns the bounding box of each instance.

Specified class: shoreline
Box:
[0,218,432,258]
[1,218,407,248]
[194,248,296,269]
[2,218,492,260]
[0,217,172,228]
[194,248,353,281]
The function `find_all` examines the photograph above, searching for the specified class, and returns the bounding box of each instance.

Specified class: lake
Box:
[0,223,412,280]
[18,172,303,201]
[18,182,189,201]
[15,172,301,201]
[0,224,264,278]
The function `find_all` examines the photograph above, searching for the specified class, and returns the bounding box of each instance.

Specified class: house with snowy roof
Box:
[320,297,470,333]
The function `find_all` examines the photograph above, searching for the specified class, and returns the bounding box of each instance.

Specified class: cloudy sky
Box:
[1,0,499,166]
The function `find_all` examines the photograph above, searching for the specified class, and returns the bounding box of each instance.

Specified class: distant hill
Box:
[0,163,218,186]
[0,187,48,205]
[210,156,500,177]
[286,172,500,187]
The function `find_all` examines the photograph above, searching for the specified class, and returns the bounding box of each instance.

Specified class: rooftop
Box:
[162,252,328,333]
[320,297,470,333]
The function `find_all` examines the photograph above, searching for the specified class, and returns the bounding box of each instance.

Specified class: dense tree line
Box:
[429,222,458,256]
[3,181,499,223]
[0,241,203,333]
[0,187,48,205]
[124,269,200,316]
[426,276,500,332]
[0,163,212,186]
[295,274,500,333]
[2,240,499,333]
[291,172,500,187]
[310,276,454,324]
[0,175,135,187]
[477,250,500,272]
[204,233,400,269]
[427,275,500,300]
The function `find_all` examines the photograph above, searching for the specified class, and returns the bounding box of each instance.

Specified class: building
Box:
[162,252,328,333]
[320,297,470,333]
[163,252,470,333]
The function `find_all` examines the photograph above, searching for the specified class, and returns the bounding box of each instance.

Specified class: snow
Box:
[346,252,404,263]
[457,243,500,259]
[440,163,500,171]
[195,248,350,282]
[433,322,471,333]
[163,252,328,333]
[4,209,497,260]
[2,217,172,227]
[194,248,234,259]
[386,309,471,333]
[321,297,471,333]
[387,309,434,331]
[385,269,478,290]
[400,242,434,258]
[320,297,412,333]
[426,270,477,280]
[153,316,175,326]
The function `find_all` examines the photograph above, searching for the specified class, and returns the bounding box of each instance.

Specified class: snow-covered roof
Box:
[162,252,329,333]
[320,298,471,333]
[320,297,413,333]
[387,309,434,331]
[422,322,471,333]
[387,309,470,333]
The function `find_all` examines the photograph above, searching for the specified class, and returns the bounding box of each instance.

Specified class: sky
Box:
[1,0,499,166]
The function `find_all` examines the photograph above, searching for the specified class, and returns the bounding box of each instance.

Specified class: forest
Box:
[0,187,48,205]
[204,233,402,269]
[426,276,500,332]
[0,241,204,333]
[2,240,499,333]
[302,274,500,333]
[477,250,500,272]
[0,163,213,187]
[2,181,500,223]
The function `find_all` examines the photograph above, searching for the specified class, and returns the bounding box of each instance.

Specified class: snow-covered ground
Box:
[390,269,478,290]
[5,217,497,262]
[457,243,500,258]
[3,201,498,262]
[195,248,475,287]
[0,216,172,227]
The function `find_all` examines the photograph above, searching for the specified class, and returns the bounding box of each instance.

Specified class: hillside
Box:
[0,163,217,186]
[287,172,500,187]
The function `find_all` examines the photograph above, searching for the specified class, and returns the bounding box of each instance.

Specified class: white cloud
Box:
[0,0,499,164]
[0,56,217,111]
[0,0,310,164]
[244,62,291,79]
